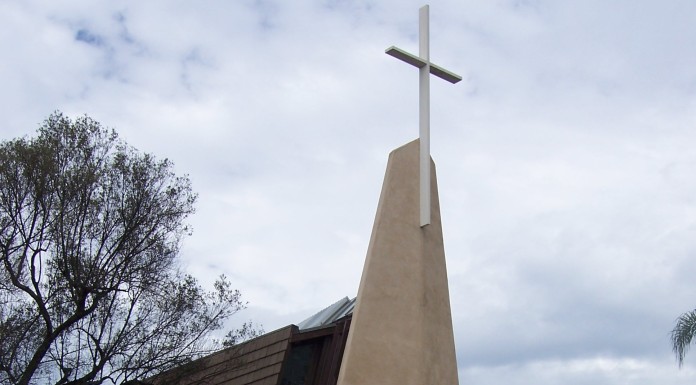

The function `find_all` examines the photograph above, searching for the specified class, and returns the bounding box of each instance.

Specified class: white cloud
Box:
[461,357,696,385]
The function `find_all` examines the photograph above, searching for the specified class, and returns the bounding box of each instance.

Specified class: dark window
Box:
[279,341,322,385]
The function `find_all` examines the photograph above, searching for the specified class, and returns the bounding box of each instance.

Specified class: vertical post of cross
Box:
[419,5,430,227]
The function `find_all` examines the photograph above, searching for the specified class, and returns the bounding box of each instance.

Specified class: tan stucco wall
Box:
[337,140,459,385]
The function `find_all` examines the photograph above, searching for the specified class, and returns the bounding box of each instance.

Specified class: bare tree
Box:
[0,112,255,385]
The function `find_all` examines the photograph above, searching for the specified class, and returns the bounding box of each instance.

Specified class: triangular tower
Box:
[336,140,458,385]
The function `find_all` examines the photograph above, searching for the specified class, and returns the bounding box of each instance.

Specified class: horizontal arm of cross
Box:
[385,46,462,84]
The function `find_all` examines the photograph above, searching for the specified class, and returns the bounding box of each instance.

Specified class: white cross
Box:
[386,4,461,227]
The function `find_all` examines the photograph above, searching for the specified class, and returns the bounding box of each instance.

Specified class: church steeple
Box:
[336,140,459,385]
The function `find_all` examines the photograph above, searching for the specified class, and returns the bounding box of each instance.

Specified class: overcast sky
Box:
[2,0,696,383]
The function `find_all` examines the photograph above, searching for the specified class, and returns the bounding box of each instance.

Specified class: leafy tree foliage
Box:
[672,309,696,367]
[0,113,256,385]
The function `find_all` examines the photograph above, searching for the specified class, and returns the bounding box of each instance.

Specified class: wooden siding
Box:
[150,326,295,385]
[149,314,353,385]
